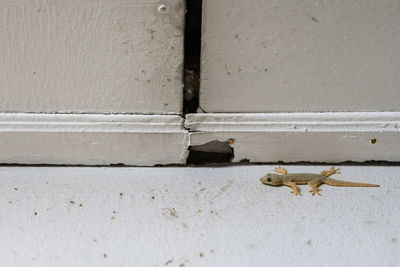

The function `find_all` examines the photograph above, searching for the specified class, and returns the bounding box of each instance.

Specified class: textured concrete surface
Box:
[0,166,398,266]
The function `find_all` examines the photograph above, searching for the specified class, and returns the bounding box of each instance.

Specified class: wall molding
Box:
[185,112,400,163]
[0,113,188,165]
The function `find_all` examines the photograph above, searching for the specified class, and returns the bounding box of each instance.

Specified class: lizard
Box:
[260,166,379,196]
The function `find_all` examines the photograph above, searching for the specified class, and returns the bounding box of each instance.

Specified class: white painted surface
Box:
[186,112,400,162]
[0,0,184,114]
[200,0,400,112]
[0,166,398,267]
[0,113,188,165]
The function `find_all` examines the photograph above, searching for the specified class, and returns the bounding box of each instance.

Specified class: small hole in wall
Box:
[370,138,377,144]
[158,5,168,13]
[186,139,234,165]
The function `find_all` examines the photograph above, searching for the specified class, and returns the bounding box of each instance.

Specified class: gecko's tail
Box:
[324,178,379,187]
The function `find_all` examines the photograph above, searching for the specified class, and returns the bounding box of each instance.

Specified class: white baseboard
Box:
[185,112,400,163]
[0,113,188,165]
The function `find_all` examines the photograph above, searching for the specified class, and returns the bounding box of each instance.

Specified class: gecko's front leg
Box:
[283,181,301,196]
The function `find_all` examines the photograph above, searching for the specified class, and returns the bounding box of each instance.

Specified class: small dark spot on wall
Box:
[120,192,123,198]
[171,46,175,50]
[14,188,18,191]
[152,196,155,199]
[311,16,319,23]
[210,249,215,253]
[264,68,269,72]
[93,239,97,242]
[141,69,146,73]
[103,253,107,258]
[307,240,312,245]
[113,211,117,214]
[37,9,41,12]
[199,252,204,258]
[167,78,172,82]
[165,259,173,265]
[79,203,83,207]
[179,264,185,267]
[370,138,377,144]
[238,67,242,72]
[33,72,36,75]
[69,200,75,204]
[147,79,151,83]
[392,238,397,243]
[34,211,37,216]
[164,103,168,106]
[111,216,115,220]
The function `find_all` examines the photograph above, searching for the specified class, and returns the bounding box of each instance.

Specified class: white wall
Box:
[0,0,184,114]
[200,0,400,112]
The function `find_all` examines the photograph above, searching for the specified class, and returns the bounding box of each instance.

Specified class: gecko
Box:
[260,166,379,196]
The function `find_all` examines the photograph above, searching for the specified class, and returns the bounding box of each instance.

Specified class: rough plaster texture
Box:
[0,166,398,267]
[0,0,184,114]
[200,0,400,112]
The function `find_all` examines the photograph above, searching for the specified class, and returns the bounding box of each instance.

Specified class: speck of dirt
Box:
[392,238,397,243]
[370,138,377,144]
[307,240,312,245]
[179,264,185,267]
[113,211,116,214]
[199,252,204,258]
[164,103,168,106]
[14,188,18,191]
[264,68,269,72]
[167,78,172,82]
[69,201,75,204]
[147,79,151,83]
[34,211,37,216]
[165,259,173,265]
[141,69,146,73]
[93,239,97,242]
[120,192,123,198]
[103,253,107,258]
[171,46,175,50]
[200,188,206,192]
[79,204,83,207]
[182,223,189,229]
[152,196,155,200]
[198,210,202,213]
[111,216,115,220]
[311,16,319,23]
[210,249,215,254]
[33,72,36,75]
[9,201,12,204]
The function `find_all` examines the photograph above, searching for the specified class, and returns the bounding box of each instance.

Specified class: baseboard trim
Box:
[0,113,188,165]
[185,112,400,163]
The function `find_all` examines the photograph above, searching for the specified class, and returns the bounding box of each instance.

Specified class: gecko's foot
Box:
[320,167,341,177]
[291,190,302,196]
[274,166,288,175]
[309,188,322,196]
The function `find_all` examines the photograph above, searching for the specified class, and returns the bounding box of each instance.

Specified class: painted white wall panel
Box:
[0,0,184,114]
[200,0,400,112]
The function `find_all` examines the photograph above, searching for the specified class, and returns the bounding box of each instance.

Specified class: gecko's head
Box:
[260,173,282,186]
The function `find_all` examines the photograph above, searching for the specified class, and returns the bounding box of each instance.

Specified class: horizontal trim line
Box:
[185,112,400,132]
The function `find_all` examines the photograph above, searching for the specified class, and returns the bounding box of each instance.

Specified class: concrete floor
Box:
[0,166,398,267]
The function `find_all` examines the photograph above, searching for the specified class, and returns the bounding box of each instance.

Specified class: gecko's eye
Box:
[267,178,272,182]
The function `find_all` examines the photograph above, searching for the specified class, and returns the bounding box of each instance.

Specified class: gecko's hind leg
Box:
[308,178,322,196]
[320,167,340,177]
[283,181,301,196]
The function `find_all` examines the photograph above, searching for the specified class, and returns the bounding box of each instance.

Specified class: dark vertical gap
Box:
[183,0,202,115]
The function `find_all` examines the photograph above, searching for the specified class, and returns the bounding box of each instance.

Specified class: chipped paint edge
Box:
[186,112,400,162]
